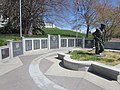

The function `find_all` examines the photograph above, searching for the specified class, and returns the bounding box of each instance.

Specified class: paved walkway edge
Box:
[0,57,23,76]
[29,51,67,90]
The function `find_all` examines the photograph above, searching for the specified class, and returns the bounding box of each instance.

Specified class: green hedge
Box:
[0,28,92,46]
[0,39,6,46]
[44,28,85,38]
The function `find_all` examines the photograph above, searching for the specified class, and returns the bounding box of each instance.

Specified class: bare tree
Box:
[74,0,98,38]
[1,0,20,34]
[95,0,120,39]
[73,0,120,39]
[1,0,70,36]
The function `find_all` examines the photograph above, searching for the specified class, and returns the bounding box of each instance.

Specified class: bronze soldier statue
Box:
[93,24,106,56]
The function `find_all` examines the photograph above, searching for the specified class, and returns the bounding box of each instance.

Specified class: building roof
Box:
[109,38,120,42]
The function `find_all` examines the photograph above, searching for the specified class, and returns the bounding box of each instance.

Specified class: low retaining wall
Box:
[57,53,67,60]
[58,53,93,71]
[89,64,120,81]
[105,42,120,50]
[0,46,10,60]
[63,55,92,71]
[85,40,94,48]
[58,53,120,82]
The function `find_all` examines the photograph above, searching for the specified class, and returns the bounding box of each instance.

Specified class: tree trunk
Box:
[24,27,28,35]
[28,22,33,36]
[86,25,90,38]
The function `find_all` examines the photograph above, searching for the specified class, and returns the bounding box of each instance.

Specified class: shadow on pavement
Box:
[59,62,76,71]
[88,71,114,81]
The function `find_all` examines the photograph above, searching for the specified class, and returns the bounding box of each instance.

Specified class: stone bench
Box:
[88,64,120,82]
[57,53,120,82]
[63,55,92,71]
[57,53,67,60]
[57,53,92,71]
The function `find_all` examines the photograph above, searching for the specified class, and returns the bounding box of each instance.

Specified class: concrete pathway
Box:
[39,51,120,90]
[0,54,41,90]
[0,48,120,90]
[0,57,23,76]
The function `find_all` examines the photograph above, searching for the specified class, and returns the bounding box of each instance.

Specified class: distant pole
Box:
[75,0,79,38]
[19,0,22,38]
[76,10,78,38]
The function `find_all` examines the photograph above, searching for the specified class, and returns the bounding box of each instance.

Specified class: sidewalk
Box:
[0,48,120,90]
[43,53,120,90]
[0,57,23,76]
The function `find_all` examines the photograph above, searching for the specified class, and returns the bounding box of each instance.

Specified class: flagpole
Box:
[20,0,22,38]
[76,9,78,38]
[76,4,79,38]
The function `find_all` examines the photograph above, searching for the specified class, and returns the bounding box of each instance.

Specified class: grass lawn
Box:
[44,28,86,38]
[0,34,48,46]
[0,27,94,46]
[69,50,120,66]
[0,28,89,46]
[0,34,21,46]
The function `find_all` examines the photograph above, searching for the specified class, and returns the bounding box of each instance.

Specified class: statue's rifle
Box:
[94,35,103,43]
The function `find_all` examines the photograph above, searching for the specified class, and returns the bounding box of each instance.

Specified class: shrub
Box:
[0,39,6,46]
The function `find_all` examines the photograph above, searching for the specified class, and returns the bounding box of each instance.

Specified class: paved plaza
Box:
[0,48,120,90]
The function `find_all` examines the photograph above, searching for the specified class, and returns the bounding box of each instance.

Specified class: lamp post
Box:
[75,0,79,38]
[76,9,78,38]
[19,0,22,38]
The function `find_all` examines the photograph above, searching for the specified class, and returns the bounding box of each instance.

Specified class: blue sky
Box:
[54,0,119,33]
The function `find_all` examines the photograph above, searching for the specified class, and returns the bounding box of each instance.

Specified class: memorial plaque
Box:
[104,42,120,50]
[1,48,9,59]
[16,43,20,49]
[13,41,23,57]
[50,35,59,49]
[25,40,32,51]
[34,40,40,50]
[75,38,83,47]
[68,39,74,47]
[85,40,94,48]
[41,39,47,49]
[61,39,67,47]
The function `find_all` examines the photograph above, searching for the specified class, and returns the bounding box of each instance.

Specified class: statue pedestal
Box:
[96,53,106,57]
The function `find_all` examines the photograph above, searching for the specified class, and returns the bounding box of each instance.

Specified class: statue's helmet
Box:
[101,24,105,28]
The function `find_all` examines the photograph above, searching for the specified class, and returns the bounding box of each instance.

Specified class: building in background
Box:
[0,3,8,28]
[45,22,56,28]
[0,15,8,28]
